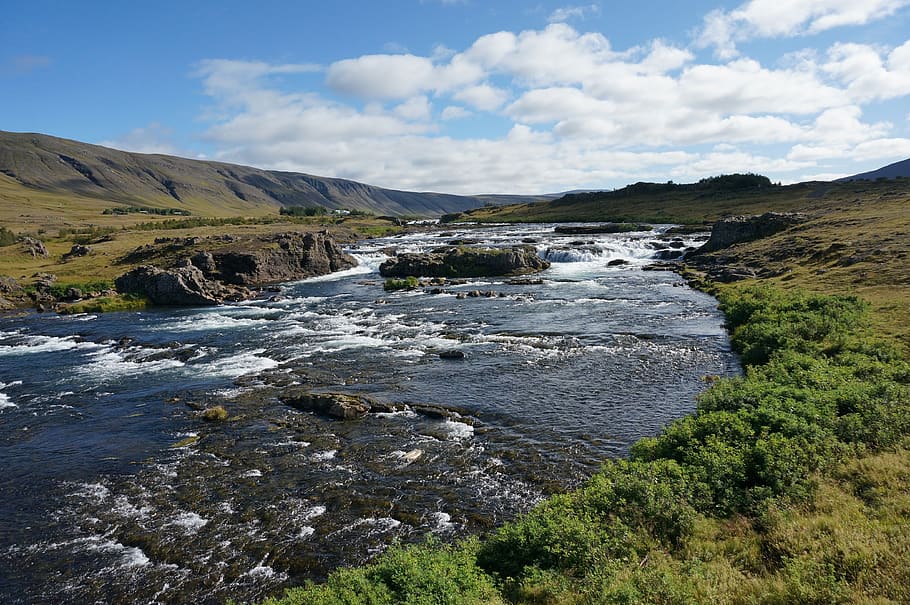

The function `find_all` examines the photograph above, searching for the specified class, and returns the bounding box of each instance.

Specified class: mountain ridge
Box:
[0,131,545,217]
[837,157,910,181]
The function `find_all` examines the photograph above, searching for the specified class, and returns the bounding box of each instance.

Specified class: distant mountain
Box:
[0,131,542,217]
[838,158,910,182]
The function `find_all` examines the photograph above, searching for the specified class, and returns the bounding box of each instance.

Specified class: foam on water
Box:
[76,347,187,381]
[195,350,280,378]
[152,311,276,333]
[84,537,152,568]
[171,511,209,533]
[431,511,455,531]
[443,420,474,441]
[0,333,102,357]
[0,380,21,409]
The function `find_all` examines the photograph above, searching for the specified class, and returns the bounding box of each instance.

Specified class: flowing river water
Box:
[0,224,739,604]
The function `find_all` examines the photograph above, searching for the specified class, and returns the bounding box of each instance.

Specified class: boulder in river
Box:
[190,232,357,286]
[379,245,549,278]
[282,391,374,420]
[115,263,250,305]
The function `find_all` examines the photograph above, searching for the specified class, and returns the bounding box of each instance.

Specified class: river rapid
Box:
[0,224,738,604]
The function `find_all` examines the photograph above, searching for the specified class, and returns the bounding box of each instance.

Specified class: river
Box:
[0,223,738,604]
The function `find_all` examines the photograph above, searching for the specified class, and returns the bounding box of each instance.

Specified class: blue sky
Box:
[3,1,910,194]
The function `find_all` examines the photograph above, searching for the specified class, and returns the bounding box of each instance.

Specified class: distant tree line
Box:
[280,205,329,217]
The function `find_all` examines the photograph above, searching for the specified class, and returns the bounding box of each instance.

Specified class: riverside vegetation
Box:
[257,176,910,604]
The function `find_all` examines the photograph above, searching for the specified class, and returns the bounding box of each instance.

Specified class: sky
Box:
[3,1,910,194]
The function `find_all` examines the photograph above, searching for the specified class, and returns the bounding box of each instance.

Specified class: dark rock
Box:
[32,273,57,292]
[654,249,684,261]
[439,350,465,360]
[283,391,373,420]
[192,232,356,286]
[115,264,249,305]
[607,259,629,266]
[0,276,22,295]
[62,244,91,261]
[692,213,808,254]
[62,287,83,301]
[379,245,549,278]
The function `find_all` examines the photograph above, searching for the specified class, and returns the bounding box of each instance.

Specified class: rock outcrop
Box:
[692,212,808,255]
[190,232,357,286]
[379,245,549,278]
[114,231,356,306]
[21,237,48,258]
[0,276,23,310]
[115,263,250,305]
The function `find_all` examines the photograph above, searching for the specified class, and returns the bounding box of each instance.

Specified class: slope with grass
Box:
[0,131,546,221]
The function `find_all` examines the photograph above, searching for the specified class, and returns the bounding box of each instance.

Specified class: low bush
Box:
[383,276,420,291]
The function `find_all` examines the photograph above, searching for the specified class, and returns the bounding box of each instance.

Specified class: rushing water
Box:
[0,224,738,604]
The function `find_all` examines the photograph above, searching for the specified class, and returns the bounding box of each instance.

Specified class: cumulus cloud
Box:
[453,83,510,111]
[824,40,910,101]
[193,18,910,193]
[697,0,910,58]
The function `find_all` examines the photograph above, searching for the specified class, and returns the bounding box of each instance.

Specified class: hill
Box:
[444,172,907,225]
[838,157,910,181]
[0,131,543,223]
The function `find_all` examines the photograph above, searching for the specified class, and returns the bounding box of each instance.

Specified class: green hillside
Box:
[0,131,543,223]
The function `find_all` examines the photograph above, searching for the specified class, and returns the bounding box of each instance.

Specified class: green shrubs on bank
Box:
[57,294,149,314]
[261,285,910,604]
[263,538,502,605]
[383,276,420,291]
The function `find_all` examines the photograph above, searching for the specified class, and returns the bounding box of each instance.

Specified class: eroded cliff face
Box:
[115,232,356,305]
[190,232,357,286]
[692,212,808,255]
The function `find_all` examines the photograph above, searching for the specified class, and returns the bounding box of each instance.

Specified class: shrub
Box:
[384,276,420,291]
[0,226,17,247]
[269,538,501,605]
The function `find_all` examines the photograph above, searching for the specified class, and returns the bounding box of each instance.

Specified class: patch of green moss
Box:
[58,294,149,314]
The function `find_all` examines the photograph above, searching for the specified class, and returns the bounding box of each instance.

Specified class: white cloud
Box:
[697,0,910,58]
[548,4,600,24]
[441,105,472,120]
[193,19,910,194]
[394,96,433,121]
[100,123,180,155]
[326,54,437,99]
[453,83,510,111]
[824,40,910,101]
